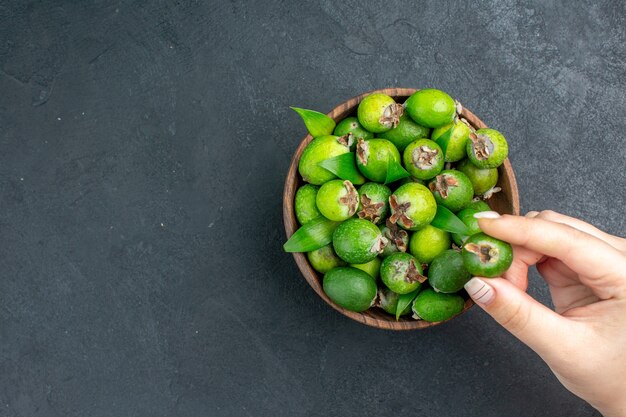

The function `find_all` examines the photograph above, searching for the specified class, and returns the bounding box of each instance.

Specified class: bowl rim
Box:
[283,87,520,330]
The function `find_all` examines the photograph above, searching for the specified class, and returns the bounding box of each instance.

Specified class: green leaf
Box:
[283,217,340,253]
[431,205,470,235]
[318,153,366,185]
[291,107,336,137]
[384,155,410,184]
[396,288,421,321]
[434,124,455,156]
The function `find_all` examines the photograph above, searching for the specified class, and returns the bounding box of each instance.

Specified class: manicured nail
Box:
[525,211,539,218]
[473,211,500,219]
[465,278,495,305]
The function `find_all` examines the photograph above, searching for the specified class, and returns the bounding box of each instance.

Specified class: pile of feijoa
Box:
[284,89,513,323]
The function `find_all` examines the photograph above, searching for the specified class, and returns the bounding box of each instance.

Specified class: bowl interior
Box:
[283,88,520,330]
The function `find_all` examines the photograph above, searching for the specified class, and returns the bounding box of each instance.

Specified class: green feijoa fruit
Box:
[412,289,465,322]
[378,287,412,316]
[466,128,509,169]
[462,233,513,278]
[403,138,444,180]
[350,257,382,280]
[380,252,425,294]
[428,170,474,213]
[408,224,451,264]
[467,199,491,212]
[307,244,346,273]
[452,207,482,246]
[356,182,391,224]
[404,89,457,128]
[431,119,471,162]
[377,114,431,151]
[357,93,403,133]
[428,250,472,293]
[457,159,498,196]
[333,218,386,264]
[355,138,401,182]
[379,220,410,257]
[299,135,350,185]
[323,267,377,312]
[295,184,322,225]
[389,182,437,231]
[334,117,374,150]
[316,179,358,221]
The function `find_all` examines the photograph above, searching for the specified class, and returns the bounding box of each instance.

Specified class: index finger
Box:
[476,214,626,298]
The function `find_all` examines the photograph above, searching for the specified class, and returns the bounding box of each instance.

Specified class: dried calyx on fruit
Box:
[382,219,408,253]
[358,194,385,223]
[464,242,498,263]
[389,194,414,228]
[482,186,502,200]
[356,138,369,165]
[413,145,439,170]
[379,103,404,129]
[405,260,428,284]
[336,132,355,148]
[430,174,458,199]
[469,132,493,160]
[339,181,358,212]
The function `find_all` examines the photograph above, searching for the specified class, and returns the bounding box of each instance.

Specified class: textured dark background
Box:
[0,0,624,416]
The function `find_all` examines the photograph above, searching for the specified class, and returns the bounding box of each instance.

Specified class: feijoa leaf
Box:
[318,153,366,185]
[431,205,470,235]
[434,124,454,156]
[384,154,410,184]
[283,217,340,252]
[396,288,421,321]
[291,107,336,137]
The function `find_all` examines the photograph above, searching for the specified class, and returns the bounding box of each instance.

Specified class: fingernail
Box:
[525,211,539,218]
[465,278,495,305]
[473,211,500,219]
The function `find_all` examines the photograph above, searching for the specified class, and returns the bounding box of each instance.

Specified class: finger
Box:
[534,210,626,252]
[502,245,543,290]
[475,213,626,298]
[465,277,578,363]
[537,258,599,313]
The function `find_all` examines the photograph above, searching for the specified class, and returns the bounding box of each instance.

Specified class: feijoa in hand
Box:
[412,289,465,322]
[408,224,451,264]
[333,218,386,264]
[356,182,391,224]
[404,88,456,128]
[451,207,482,246]
[334,117,374,150]
[295,184,322,225]
[389,182,437,231]
[357,93,404,133]
[428,170,473,213]
[316,179,358,221]
[466,128,508,169]
[308,244,346,273]
[323,267,377,312]
[350,257,382,280]
[378,287,412,316]
[379,219,409,257]
[428,250,472,293]
[377,114,431,151]
[380,252,425,294]
[431,118,471,162]
[356,138,401,182]
[403,138,444,180]
[299,135,350,185]
[462,233,513,278]
[457,159,498,196]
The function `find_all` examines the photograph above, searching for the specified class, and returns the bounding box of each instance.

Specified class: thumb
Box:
[465,277,574,361]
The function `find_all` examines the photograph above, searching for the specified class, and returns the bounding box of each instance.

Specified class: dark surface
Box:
[0,1,623,416]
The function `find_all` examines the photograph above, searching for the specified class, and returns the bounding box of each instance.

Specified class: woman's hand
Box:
[464,210,626,417]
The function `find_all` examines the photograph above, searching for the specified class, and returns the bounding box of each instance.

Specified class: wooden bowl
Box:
[283,88,520,330]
